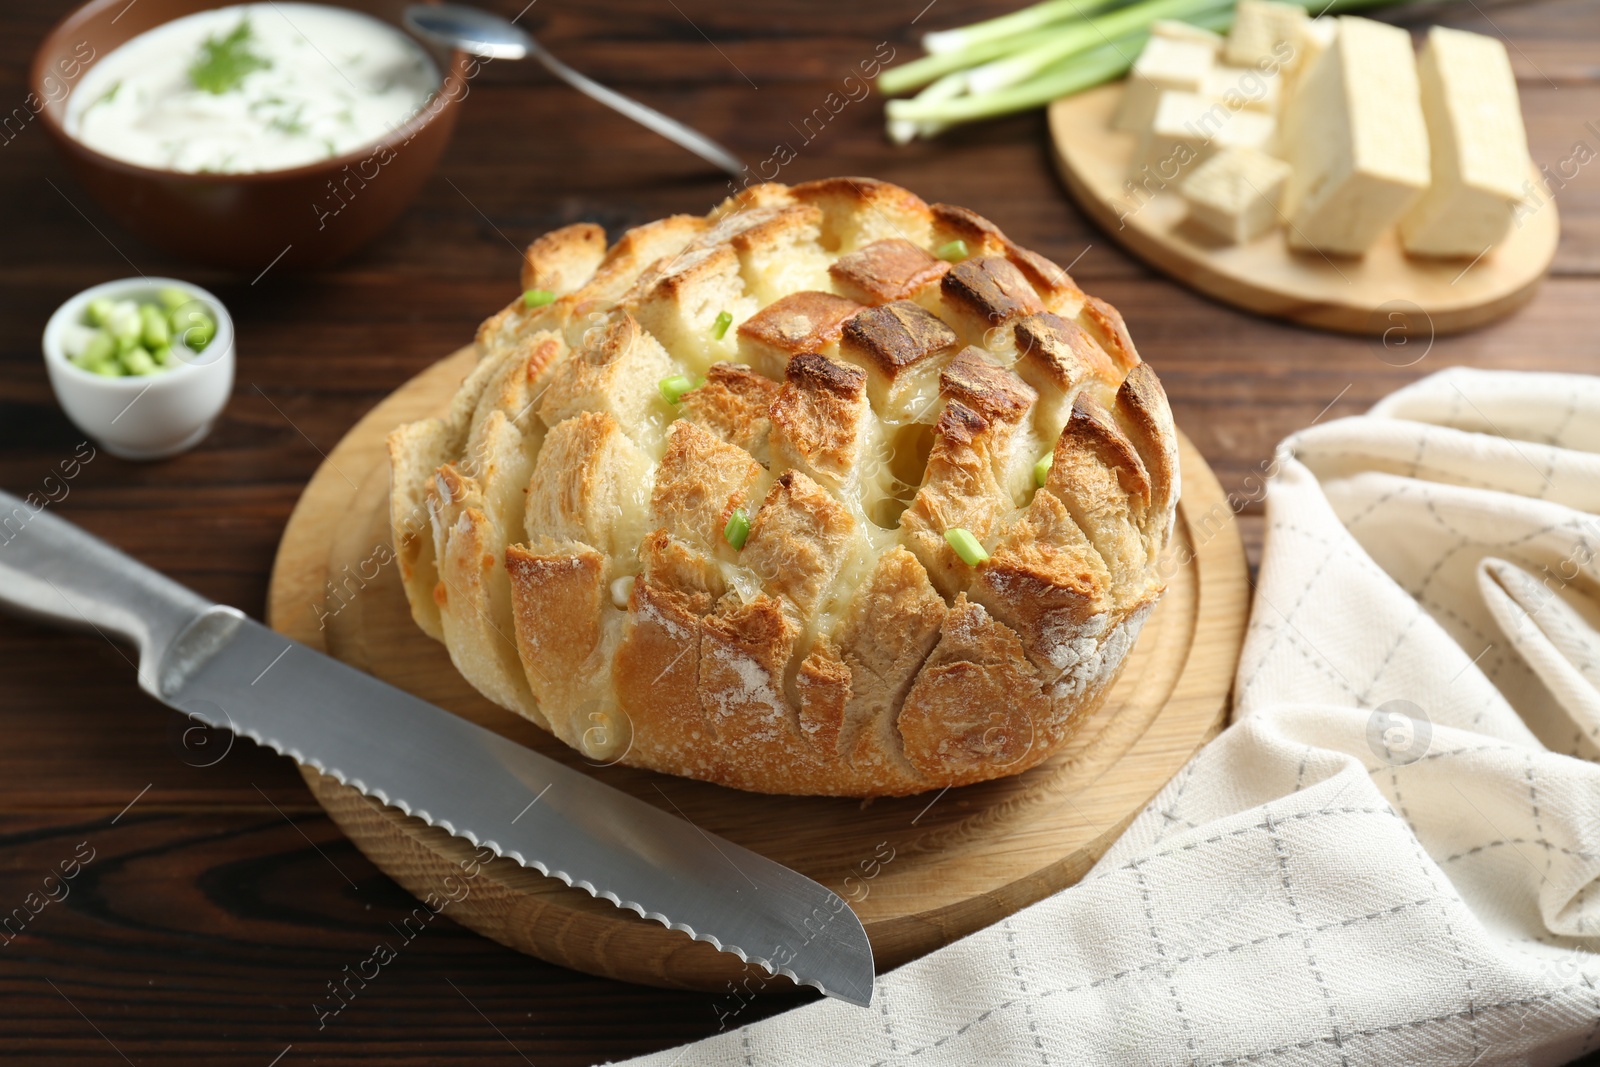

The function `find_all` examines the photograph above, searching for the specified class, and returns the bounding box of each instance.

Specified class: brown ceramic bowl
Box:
[31,0,470,271]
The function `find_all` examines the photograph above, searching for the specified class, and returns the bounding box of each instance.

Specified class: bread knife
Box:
[0,489,874,1005]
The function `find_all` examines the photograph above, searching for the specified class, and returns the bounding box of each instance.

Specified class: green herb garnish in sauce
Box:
[188,20,271,94]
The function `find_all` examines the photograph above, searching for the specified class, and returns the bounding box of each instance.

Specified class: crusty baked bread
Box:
[388,178,1179,796]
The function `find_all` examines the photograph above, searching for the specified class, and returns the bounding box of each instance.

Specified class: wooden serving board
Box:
[265,346,1250,994]
[1047,82,1559,337]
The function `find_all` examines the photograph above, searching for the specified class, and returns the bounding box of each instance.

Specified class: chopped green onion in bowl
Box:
[63,288,215,378]
[712,310,734,339]
[523,288,556,309]
[936,239,970,262]
[1034,453,1053,487]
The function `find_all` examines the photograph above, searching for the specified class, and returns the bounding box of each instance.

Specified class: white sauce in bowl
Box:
[65,3,439,174]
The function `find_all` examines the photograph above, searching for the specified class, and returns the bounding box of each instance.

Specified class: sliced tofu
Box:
[1296,17,1339,72]
[1280,17,1430,257]
[1204,64,1281,114]
[1152,19,1224,51]
[1398,27,1531,258]
[1114,36,1216,133]
[1182,148,1293,244]
[1214,109,1276,153]
[1224,0,1307,68]
[1132,91,1276,179]
[1279,17,1339,132]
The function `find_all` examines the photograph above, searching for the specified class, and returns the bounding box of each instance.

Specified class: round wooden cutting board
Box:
[265,345,1250,994]
[1048,83,1559,337]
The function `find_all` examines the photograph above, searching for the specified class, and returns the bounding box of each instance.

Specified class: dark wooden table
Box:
[2,1,1597,1063]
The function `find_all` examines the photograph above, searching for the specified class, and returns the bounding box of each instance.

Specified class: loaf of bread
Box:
[388,178,1178,796]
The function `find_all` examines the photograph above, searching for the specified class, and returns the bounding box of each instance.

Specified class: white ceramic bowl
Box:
[42,277,234,460]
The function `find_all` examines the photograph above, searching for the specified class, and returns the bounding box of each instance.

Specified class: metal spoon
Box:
[404,3,745,177]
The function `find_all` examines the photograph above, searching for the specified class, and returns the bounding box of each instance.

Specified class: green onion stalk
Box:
[882,0,1425,139]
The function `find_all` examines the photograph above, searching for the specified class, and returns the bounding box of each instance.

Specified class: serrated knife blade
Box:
[0,490,874,1005]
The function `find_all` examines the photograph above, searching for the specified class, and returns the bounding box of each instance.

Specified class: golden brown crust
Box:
[930,205,1084,311]
[391,178,1179,796]
[940,256,1048,328]
[1059,393,1153,513]
[1047,394,1156,592]
[610,528,725,777]
[939,348,1037,426]
[678,362,780,455]
[724,204,831,303]
[742,470,856,616]
[1004,243,1086,309]
[930,203,1012,258]
[524,411,651,557]
[1115,362,1180,523]
[736,290,863,377]
[651,421,764,549]
[698,593,799,760]
[505,543,606,741]
[898,596,1052,781]
[536,312,673,437]
[767,353,871,485]
[837,300,962,421]
[835,548,946,787]
[828,238,951,304]
[1080,295,1141,371]
[972,486,1111,675]
[840,300,960,377]
[791,176,934,250]
[898,401,1012,599]
[591,215,708,295]
[1013,312,1117,395]
[796,637,851,755]
[520,222,608,295]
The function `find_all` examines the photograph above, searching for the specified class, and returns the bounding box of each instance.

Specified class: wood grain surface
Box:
[1047,83,1560,335]
[262,346,1247,993]
[2,0,1599,1063]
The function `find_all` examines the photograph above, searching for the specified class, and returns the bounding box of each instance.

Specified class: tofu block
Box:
[1279,18,1339,130]
[1114,36,1216,133]
[1224,0,1307,68]
[1152,19,1224,51]
[1204,64,1281,114]
[1399,27,1531,258]
[1131,91,1218,179]
[1132,91,1276,181]
[1213,109,1276,153]
[1280,17,1431,257]
[1298,18,1339,65]
[1182,148,1293,243]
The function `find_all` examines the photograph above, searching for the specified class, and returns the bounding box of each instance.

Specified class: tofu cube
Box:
[1132,91,1276,182]
[1204,65,1281,114]
[1151,19,1224,51]
[1297,17,1339,68]
[1182,148,1293,244]
[1280,18,1339,129]
[1214,109,1276,153]
[1114,36,1216,133]
[1225,0,1307,68]
[1281,17,1431,257]
[1399,27,1531,258]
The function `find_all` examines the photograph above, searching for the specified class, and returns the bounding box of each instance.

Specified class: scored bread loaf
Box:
[388,177,1179,797]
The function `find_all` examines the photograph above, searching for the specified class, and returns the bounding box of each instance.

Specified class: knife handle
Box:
[0,489,212,695]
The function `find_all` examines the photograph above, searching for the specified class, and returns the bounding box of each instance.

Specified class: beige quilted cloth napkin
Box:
[620,367,1600,1067]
